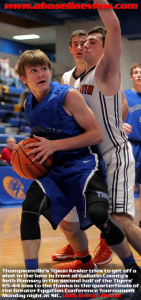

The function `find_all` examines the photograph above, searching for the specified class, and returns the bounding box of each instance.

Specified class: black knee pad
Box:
[87,201,109,227]
[21,181,50,240]
[21,212,40,240]
[100,218,125,246]
[22,181,47,214]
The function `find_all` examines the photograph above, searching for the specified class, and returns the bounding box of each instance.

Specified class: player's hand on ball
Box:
[26,135,56,164]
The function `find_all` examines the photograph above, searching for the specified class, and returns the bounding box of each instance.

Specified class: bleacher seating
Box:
[0,84,27,129]
[0,109,24,118]
[10,98,19,105]
[8,118,27,127]
[0,85,29,154]
[0,126,5,133]
[0,103,14,110]
[8,87,24,94]
[0,134,25,143]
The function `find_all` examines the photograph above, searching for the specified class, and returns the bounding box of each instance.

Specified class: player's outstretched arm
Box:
[94,0,121,95]
[26,89,103,164]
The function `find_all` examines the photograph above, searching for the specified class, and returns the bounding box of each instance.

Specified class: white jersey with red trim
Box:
[75,67,127,155]
[61,67,77,87]
[62,67,86,87]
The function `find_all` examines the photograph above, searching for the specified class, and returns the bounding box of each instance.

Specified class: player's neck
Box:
[86,62,97,73]
[85,58,99,73]
[34,85,50,102]
[74,61,86,77]
[132,85,141,94]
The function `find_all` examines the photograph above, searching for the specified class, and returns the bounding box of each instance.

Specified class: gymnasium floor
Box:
[0,197,141,300]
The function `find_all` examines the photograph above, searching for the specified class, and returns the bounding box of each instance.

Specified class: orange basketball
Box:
[11,138,53,179]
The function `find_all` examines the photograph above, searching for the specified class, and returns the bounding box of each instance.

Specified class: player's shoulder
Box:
[63,67,76,78]
[26,91,33,102]
[124,88,132,95]
[24,91,33,108]
[51,81,73,92]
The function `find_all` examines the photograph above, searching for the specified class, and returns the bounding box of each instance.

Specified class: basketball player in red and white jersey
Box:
[52,18,129,265]
[60,30,87,87]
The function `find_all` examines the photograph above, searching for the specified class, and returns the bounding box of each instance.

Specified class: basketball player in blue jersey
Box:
[123,63,141,204]
[48,0,141,291]
[53,30,87,261]
[16,49,141,298]
[60,30,87,86]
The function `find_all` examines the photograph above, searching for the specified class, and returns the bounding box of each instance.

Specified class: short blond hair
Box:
[17,49,51,77]
[130,63,141,75]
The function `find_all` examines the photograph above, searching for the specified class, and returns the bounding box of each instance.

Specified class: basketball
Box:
[11,138,53,179]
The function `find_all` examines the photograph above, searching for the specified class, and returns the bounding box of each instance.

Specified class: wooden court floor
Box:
[0,198,141,296]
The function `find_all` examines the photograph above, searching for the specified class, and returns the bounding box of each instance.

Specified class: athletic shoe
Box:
[93,235,115,265]
[126,262,141,295]
[52,244,76,261]
[52,257,97,271]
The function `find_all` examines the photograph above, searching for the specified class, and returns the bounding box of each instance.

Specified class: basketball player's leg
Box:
[55,165,131,260]
[55,173,134,265]
[18,181,52,299]
[60,208,88,252]
[21,181,52,261]
[85,179,141,295]
[112,212,141,255]
[85,172,132,259]
[106,141,141,255]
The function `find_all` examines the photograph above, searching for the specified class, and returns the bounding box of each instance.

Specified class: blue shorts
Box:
[129,139,141,184]
[36,151,108,230]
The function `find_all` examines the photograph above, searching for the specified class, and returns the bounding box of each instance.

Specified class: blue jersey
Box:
[124,89,141,141]
[24,81,92,163]
[24,81,108,228]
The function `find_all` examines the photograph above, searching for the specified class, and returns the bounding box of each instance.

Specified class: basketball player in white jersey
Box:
[52,11,129,265]
[53,28,114,263]
[75,3,141,261]
[53,0,141,285]
[60,30,87,87]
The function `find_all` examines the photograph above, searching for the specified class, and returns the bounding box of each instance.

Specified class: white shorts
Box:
[103,141,135,218]
[64,142,135,222]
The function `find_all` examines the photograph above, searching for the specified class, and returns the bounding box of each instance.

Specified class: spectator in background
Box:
[0,58,11,84]
[7,62,24,89]
[10,62,19,78]
[123,62,141,206]
[1,136,16,164]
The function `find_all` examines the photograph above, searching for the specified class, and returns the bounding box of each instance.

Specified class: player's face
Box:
[130,67,141,86]
[69,35,86,62]
[21,65,51,100]
[83,33,104,64]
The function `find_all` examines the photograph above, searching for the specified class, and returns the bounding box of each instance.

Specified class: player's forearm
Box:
[54,130,103,152]
[94,0,120,32]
